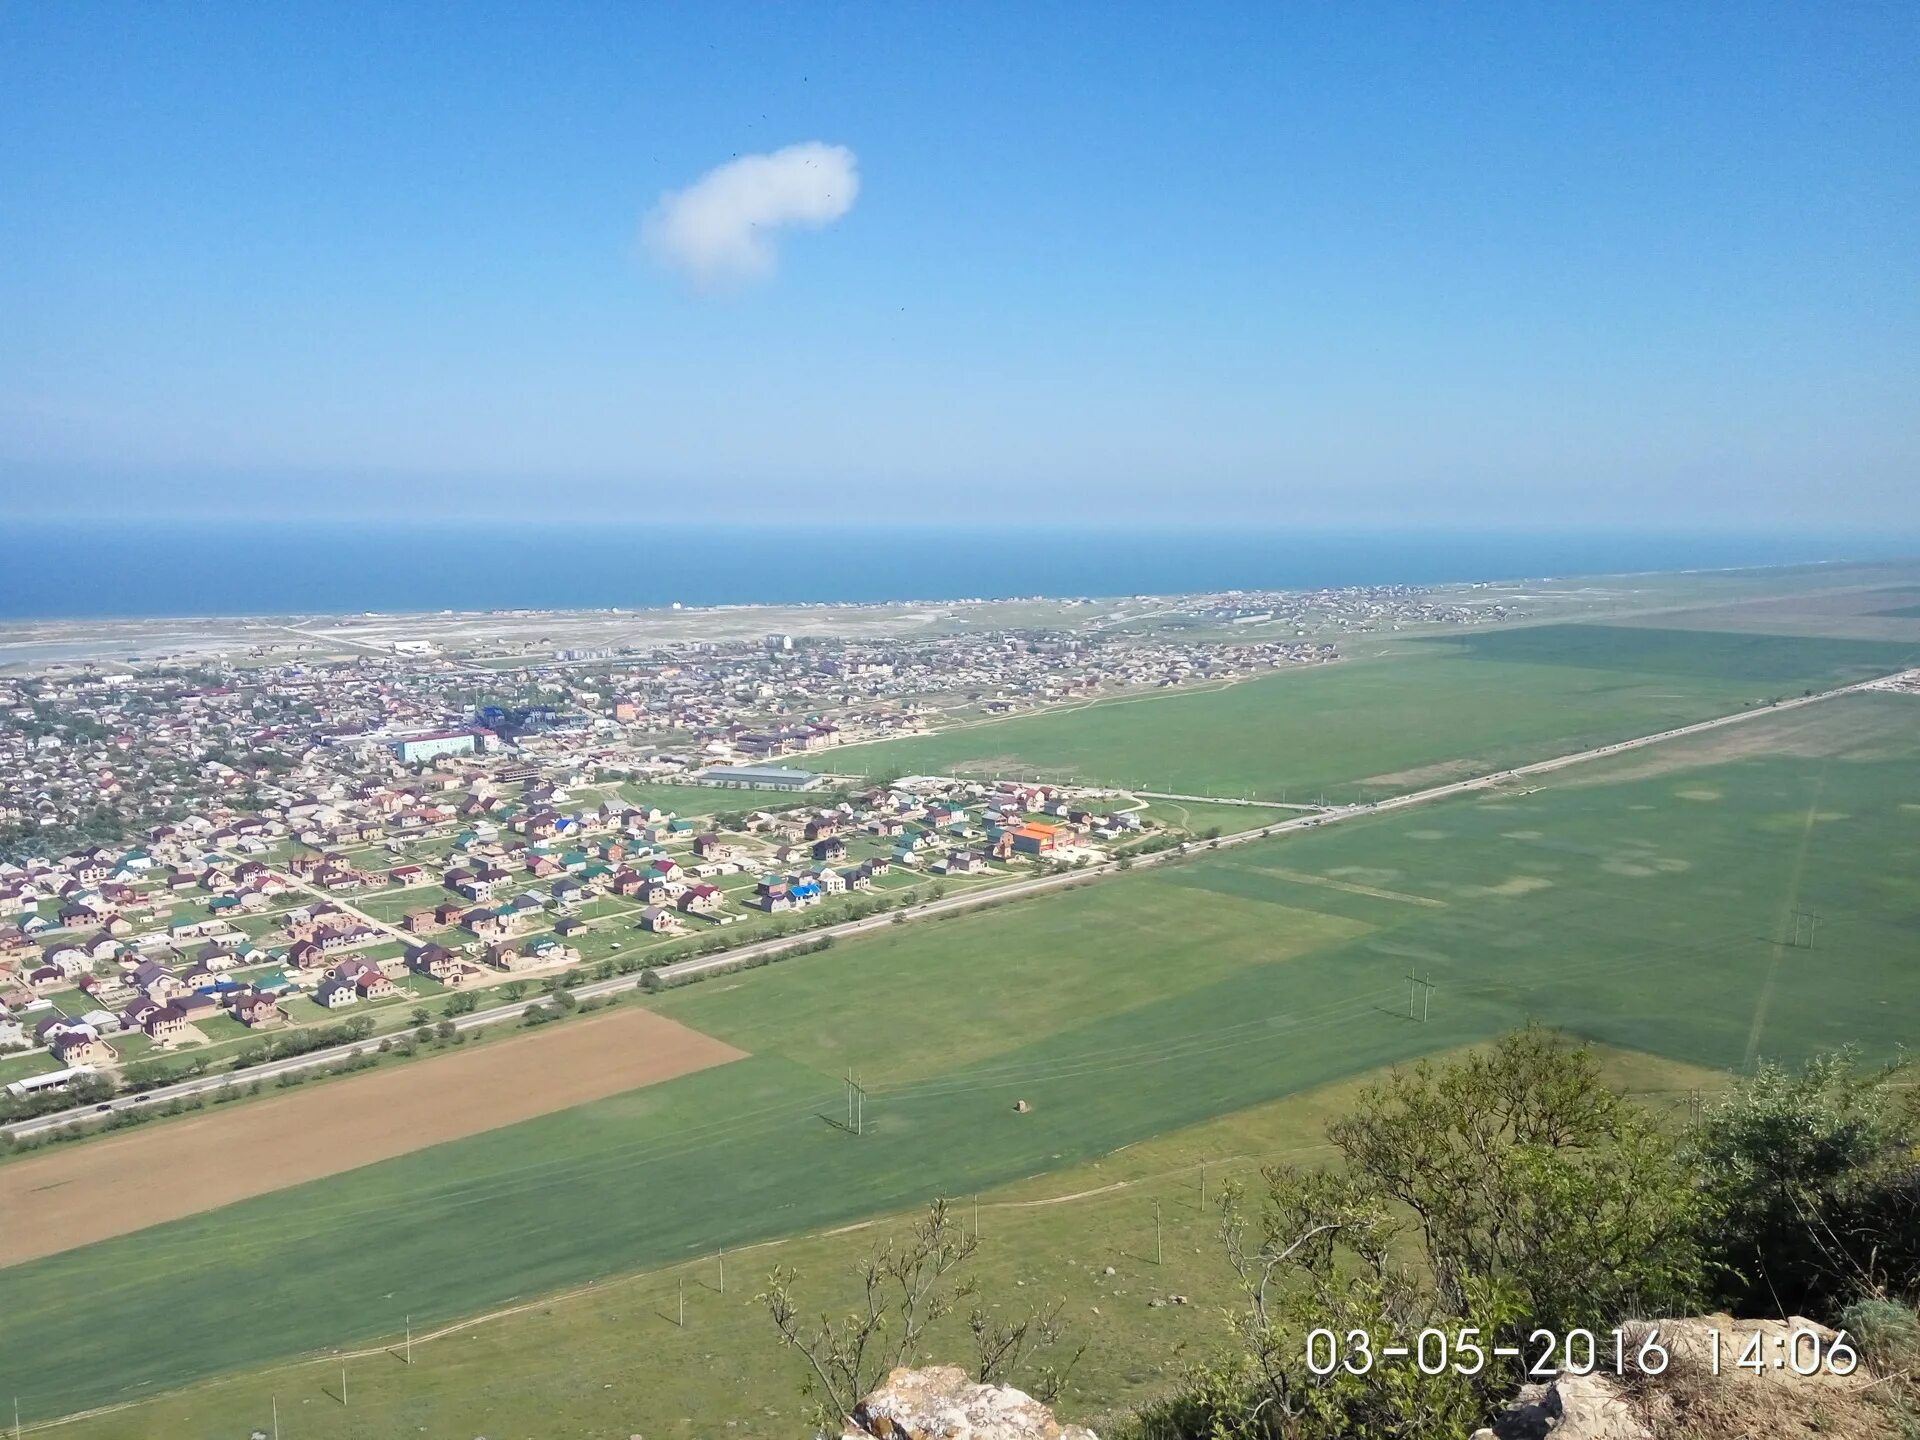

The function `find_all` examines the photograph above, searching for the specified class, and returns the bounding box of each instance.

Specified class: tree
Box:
[1327,1026,1705,1336]
[1191,1167,1517,1440]
[762,1199,1077,1427]
[409,1006,431,1027]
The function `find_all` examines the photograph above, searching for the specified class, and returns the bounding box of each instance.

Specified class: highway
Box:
[5,669,1904,1142]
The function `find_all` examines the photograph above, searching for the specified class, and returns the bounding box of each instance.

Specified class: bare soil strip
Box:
[1260,866,1447,908]
[0,1008,745,1267]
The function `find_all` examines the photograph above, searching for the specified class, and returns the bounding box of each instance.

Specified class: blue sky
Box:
[1,2,1914,528]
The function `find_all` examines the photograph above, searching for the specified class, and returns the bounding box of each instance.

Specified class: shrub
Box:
[1692,1050,1915,1315]
[1837,1297,1920,1377]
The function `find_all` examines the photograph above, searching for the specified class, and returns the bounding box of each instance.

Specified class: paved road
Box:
[1131,790,1323,810]
[7,670,1904,1141]
[244,860,418,946]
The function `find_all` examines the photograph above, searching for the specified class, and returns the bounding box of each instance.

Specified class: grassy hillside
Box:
[3,693,1917,1422]
[43,1048,1724,1440]
[827,624,1918,799]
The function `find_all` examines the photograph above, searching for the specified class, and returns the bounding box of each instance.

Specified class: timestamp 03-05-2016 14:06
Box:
[1305,1324,1861,1380]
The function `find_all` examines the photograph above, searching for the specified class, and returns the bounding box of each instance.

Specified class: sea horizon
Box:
[4,519,1918,623]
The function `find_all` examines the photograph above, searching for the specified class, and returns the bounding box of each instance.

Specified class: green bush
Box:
[1692,1050,1914,1315]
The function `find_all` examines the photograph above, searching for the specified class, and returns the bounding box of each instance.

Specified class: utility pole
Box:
[1199,1164,1206,1210]
[718,1249,725,1294]
[342,1363,348,1407]
[678,1277,686,1327]
[1408,970,1433,1022]
[272,1396,280,1440]
[406,1314,412,1366]
[1154,1201,1163,1266]
[973,1193,980,1235]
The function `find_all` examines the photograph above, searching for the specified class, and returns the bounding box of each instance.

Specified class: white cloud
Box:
[642,141,859,286]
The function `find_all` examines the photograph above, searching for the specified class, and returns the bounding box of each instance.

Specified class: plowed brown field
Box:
[0,1007,744,1266]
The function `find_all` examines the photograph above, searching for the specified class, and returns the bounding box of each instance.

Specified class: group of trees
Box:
[1140,1032,1920,1440]
[229,1013,376,1069]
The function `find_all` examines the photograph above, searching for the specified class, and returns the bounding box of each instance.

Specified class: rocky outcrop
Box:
[843,1367,1096,1440]
[1475,1316,1882,1440]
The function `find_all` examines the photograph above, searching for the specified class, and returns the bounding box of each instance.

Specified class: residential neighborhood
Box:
[0,579,1528,1122]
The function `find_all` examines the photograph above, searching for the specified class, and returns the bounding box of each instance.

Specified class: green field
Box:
[44,1045,1721,1440]
[4,690,1919,1423]
[828,624,1920,800]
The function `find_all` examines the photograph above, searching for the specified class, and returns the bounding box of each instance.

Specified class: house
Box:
[175,991,218,1021]
[487,942,543,973]
[402,909,442,934]
[141,1002,191,1045]
[407,943,473,987]
[389,864,427,887]
[131,960,188,1002]
[228,988,283,1027]
[639,876,685,905]
[524,936,578,967]
[467,908,515,940]
[83,933,125,962]
[1010,822,1066,856]
[354,969,397,1000]
[39,945,89,980]
[50,1030,115,1067]
[944,850,988,875]
[286,939,326,971]
[757,880,794,913]
[638,905,684,934]
[810,837,847,862]
[315,977,359,1008]
[678,883,724,915]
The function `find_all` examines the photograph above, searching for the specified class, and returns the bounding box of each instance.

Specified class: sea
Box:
[2,521,1916,621]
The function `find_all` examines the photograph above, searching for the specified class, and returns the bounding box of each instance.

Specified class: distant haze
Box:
[3,521,1917,621]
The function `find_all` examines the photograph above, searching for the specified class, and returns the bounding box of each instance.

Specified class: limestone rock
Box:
[844,1366,1095,1440]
